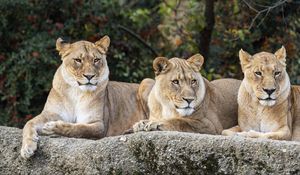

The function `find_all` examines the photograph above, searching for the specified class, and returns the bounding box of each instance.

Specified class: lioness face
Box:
[56,36,110,91]
[153,54,205,116]
[239,47,289,106]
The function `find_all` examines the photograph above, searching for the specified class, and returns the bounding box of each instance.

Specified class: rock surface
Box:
[0,126,299,174]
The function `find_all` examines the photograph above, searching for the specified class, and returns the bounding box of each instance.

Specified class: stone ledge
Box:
[0,126,299,174]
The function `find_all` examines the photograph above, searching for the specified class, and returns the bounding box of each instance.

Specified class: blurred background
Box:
[0,0,300,127]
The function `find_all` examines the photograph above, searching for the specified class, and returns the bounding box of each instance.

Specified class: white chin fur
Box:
[176,108,194,116]
[259,100,276,106]
[79,85,97,92]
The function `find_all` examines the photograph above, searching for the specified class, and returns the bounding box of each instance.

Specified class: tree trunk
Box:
[198,0,215,68]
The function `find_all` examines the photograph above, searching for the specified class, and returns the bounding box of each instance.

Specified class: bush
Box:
[0,0,159,127]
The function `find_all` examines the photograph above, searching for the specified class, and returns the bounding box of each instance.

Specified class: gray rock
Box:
[0,126,299,174]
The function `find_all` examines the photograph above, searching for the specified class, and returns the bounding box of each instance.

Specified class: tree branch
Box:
[242,0,289,30]
[118,25,159,56]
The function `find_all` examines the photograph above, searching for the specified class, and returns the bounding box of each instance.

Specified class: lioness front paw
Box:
[41,120,64,135]
[21,139,38,159]
[221,129,235,136]
[133,120,150,132]
[144,121,163,131]
[236,131,249,137]
[246,130,262,138]
[237,130,261,138]
[133,120,164,132]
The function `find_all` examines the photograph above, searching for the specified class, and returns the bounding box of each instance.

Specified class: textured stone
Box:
[0,126,299,174]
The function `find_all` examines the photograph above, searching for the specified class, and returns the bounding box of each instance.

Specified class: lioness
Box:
[21,36,147,159]
[132,54,241,134]
[222,47,300,141]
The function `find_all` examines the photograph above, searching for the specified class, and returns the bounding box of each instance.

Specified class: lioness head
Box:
[239,46,290,106]
[153,54,205,116]
[56,36,110,91]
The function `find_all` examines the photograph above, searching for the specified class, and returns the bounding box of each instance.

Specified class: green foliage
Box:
[0,0,300,127]
[210,1,300,81]
[0,0,158,127]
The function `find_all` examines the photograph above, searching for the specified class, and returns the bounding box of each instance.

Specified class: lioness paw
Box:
[133,120,149,132]
[221,129,235,136]
[133,120,163,132]
[246,130,261,138]
[41,120,64,135]
[236,131,249,137]
[237,130,262,138]
[144,121,163,131]
[21,141,37,159]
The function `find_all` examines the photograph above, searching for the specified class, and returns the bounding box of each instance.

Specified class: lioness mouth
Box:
[175,105,193,109]
[77,82,97,86]
[258,97,275,101]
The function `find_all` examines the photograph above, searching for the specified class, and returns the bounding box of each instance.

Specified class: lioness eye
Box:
[74,58,82,63]
[191,79,197,84]
[172,80,179,85]
[275,71,281,76]
[94,58,101,63]
[255,71,262,76]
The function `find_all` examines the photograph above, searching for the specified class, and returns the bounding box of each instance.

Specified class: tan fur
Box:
[21,36,147,159]
[222,47,300,141]
[133,54,241,134]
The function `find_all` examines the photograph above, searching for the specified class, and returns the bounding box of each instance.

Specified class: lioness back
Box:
[291,86,300,141]
[211,78,241,129]
[105,81,147,136]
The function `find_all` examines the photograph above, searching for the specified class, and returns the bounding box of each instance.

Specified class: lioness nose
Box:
[83,74,95,80]
[183,98,194,104]
[263,88,276,95]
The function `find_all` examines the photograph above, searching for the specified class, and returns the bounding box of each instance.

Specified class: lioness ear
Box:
[239,49,252,72]
[56,38,70,55]
[274,46,286,64]
[153,57,171,76]
[95,35,110,53]
[187,54,204,71]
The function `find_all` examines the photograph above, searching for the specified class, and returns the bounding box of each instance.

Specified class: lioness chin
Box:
[132,54,241,134]
[222,46,300,141]
[21,36,147,159]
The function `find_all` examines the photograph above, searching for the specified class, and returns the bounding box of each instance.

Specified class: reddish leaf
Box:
[32,51,40,58]
[55,22,64,30]
[0,54,5,62]
[25,114,33,120]
[0,76,6,90]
